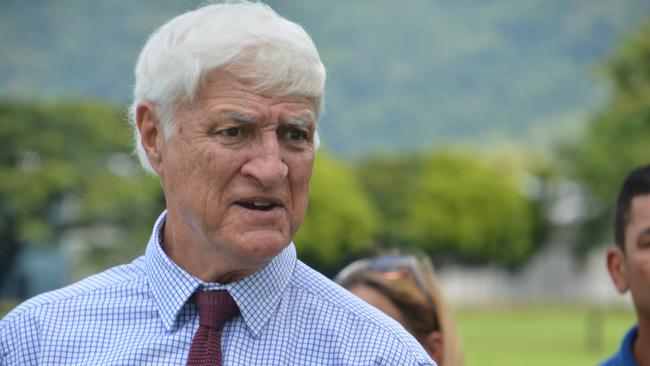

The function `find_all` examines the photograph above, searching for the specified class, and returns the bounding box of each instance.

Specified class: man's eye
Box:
[286,128,309,142]
[639,238,650,248]
[218,127,241,138]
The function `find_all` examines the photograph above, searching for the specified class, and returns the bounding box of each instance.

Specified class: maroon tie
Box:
[187,290,239,366]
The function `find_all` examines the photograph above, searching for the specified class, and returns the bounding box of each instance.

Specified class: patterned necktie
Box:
[187,290,239,366]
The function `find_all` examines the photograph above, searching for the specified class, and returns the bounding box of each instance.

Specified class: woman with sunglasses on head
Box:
[335,254,463,366]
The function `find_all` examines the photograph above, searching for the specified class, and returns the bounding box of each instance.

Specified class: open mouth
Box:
[236,200,279,212]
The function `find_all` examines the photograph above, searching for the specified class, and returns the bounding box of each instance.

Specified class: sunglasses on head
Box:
[335,253,436,311]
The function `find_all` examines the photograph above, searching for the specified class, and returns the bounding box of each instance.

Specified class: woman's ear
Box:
[422,330,444,364]
[606,247,629,294]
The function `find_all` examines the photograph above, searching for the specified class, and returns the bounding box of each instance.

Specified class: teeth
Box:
[238,200,276,210]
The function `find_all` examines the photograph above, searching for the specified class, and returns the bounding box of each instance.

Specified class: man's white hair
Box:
[129,1,326,174]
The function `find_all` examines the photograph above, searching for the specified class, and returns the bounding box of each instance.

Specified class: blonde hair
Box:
[419,259,464,366]
[337,254,463,366]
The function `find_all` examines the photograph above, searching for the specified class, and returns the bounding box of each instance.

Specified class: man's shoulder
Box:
[289,260,376,314]
[289,261,403,330]
[287,261,434,365]
[0,256,153,364]
[600,355,624,366]
[0,256,147,329]
[598,325,638,366]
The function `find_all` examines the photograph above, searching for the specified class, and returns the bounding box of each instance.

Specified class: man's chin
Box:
[234,231,292,259]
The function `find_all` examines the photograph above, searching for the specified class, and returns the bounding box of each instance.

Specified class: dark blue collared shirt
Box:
[599,325,638,366]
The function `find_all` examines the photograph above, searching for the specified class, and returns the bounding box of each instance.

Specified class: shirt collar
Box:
[145,210,297,336]
[619,325,639,365]
[225,242,296,338]
[146,211,203,331]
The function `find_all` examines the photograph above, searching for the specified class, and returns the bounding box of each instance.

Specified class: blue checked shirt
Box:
[1,212,435,365]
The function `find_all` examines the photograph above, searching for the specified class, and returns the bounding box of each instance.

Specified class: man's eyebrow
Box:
[286,116,314,127]
[224,111,258,124]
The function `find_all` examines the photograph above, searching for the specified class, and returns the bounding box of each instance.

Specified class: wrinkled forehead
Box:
[195,67,317,113]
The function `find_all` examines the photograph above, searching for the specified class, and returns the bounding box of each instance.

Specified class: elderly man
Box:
[0,2,435,365]
[600,164,650,366]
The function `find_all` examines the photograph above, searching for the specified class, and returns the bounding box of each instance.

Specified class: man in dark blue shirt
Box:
[600,164,650,366]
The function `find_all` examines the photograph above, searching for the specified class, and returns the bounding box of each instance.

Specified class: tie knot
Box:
[193,290,239,330]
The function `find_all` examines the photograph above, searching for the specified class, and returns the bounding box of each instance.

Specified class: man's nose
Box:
[241,135,288,188]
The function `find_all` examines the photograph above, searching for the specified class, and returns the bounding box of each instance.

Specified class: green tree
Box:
[360,149,538,266]
[569,19,650,250]
[294,151,378,275]
[408,150,535,265]
[357,152,424,245]
[0,101,163,288]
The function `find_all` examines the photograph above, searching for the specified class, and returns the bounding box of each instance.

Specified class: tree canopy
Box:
[359,149,538,266]
[294,151,378,275]
[569,19,650,250]
[0,101,163,286]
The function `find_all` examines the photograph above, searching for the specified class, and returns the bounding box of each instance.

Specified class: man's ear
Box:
[135,101,164,174]
[422,330,444,364]
[606,246,629,294]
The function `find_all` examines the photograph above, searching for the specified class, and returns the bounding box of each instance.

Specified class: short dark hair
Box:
[614,164,650,250]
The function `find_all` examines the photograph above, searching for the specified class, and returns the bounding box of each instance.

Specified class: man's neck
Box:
[162,214,261,283]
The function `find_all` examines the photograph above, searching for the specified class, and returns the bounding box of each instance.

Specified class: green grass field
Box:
[0,301,635,365]
[454,306,636,366]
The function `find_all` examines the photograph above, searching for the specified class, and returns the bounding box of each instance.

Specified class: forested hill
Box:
[2,0,649,156]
